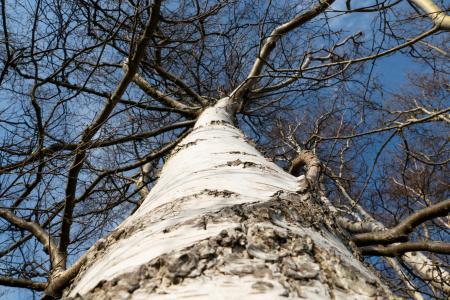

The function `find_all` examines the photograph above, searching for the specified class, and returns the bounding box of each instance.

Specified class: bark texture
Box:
[64,99,394,299]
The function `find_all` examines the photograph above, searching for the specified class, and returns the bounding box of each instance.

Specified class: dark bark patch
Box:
[66,190,392,300]
[251,281,274,292]
[215,159,276,172]
[202,189,238,198]
[226,151,258,156]
[281,255,319,280]
[208,120,233,126]
[68,212,390,300]
[170,138,206,155]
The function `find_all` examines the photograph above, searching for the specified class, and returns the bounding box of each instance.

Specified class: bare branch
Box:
[337,217,384,234]
[0,209,64,270]
[360,241,450,256]
[289,150,321,188]
[230,0,335,111]
[130,71,200,115]
[353,199,450,246]
[58,0,162,267]
[152,50,208,107]
[409,0,450,30]
[0,276,46,291]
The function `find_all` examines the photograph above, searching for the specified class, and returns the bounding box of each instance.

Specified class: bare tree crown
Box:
[0,0,448,298]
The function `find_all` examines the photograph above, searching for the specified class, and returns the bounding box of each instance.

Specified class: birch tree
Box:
[0,0,449,299]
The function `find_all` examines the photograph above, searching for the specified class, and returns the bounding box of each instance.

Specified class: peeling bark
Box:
[64,98,396,299]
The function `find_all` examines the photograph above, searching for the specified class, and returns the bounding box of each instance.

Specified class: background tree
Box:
[0,0,448,299]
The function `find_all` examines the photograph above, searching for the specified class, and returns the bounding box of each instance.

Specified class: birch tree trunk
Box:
[63,98,394,300]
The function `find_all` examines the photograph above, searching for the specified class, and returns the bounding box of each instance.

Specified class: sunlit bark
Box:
[65,99,393,299]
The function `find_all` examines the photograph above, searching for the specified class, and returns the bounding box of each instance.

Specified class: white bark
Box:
[386,258,424,300]
[135,162,152,199]
[410,0,450,30]
[64,98,394,299]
